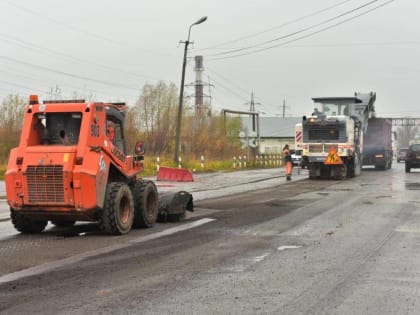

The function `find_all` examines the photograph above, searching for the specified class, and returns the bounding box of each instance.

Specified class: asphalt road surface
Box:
[1,162,420,314]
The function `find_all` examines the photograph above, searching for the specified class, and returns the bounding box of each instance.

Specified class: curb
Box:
[0,214,9,222]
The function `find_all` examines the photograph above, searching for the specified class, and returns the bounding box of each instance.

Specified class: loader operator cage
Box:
[105,105,126,154]
[34,112,82,145]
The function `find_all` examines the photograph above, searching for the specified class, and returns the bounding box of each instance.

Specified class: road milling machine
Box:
[299,92,376,179]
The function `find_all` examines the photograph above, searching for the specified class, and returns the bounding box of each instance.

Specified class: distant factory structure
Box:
[187,55,212,115]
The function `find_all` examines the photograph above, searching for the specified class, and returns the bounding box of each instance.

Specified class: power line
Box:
[0,66,121,98]
[199,0,355,51]
[209,0,381,57]
[207,0,395,61]
[275,41,420,48]
[0,56,141,91]
[0,33,161,82]
[1,0,173,58]
[205,65,277,115]
[0,78,47,94]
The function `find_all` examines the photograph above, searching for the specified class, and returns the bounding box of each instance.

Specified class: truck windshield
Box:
[315,102,350,116]
[34,112,82,145]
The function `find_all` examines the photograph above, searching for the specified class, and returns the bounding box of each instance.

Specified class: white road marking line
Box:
[130,218,215,244]
[0,218,215,285]
[277,245,302,251]
[253,253,269,262]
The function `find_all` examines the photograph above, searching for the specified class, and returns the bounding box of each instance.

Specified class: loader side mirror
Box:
[135,141,145,156]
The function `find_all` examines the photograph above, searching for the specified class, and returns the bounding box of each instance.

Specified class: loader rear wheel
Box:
[98,182,134,235]
[11,209,47,234]
[131,180,158,228]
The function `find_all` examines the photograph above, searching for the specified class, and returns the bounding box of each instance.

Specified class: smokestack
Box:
[194,55,204,113]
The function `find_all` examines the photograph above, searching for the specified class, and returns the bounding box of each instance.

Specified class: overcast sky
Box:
[0,0,418,117]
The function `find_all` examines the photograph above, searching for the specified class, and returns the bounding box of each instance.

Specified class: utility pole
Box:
[247,92,260,132]
[282,99,286,118]
[174,16,207,164]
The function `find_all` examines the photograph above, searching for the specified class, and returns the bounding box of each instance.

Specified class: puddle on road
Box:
[376,195,392,199]
[322,188,354,192]
[405,182,420,190]
[265,198,311,210]
[317,192,329,196]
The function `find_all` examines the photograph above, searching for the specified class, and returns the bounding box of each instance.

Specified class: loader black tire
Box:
[11,209,47,234]
[130,180,158,228]
[98,182,134,235]
[51,220,76,227]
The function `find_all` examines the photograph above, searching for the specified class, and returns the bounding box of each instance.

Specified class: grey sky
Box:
[0,0,418,117]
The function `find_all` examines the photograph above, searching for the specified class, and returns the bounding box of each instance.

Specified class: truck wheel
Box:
[11,209,47,234]
[51,220,76,227]
[131,180,158,228]
[405,165,411,173]
[98,182,134,235]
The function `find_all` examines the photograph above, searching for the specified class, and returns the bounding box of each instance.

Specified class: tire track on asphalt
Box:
[0,218,215,285]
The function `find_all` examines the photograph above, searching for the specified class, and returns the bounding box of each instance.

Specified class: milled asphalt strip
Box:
[0,218,216,285]
[189,174,285,193]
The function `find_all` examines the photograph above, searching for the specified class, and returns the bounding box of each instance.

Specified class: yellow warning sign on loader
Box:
[324,147,343,165]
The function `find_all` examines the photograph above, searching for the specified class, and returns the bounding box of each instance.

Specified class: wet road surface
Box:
[1,162,420,314]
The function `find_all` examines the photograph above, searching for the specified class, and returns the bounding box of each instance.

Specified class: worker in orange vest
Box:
[283,144,293,180]
[106,121,115,143]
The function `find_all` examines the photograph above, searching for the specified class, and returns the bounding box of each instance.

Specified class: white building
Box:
[241,117,301,154]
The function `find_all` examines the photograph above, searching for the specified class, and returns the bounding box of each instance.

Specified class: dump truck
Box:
[5,95,192,235]
[300,92,376,179]
[362,117,393,170]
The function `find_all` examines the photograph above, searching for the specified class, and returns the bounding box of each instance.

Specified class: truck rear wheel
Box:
[98,182,134,235]
[11,209,47,234]
[131,180,158,228]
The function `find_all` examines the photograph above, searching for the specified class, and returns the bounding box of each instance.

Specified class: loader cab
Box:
[105,105,126,154]
[32,112,82,146]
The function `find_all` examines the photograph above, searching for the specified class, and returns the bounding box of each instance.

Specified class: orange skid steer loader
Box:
[5,95,192,235]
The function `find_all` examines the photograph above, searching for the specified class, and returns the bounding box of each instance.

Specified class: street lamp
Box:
[174,16,208,163]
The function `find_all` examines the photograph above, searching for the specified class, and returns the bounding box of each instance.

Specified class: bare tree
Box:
[0,94,26,163]
[128,81,178,156]
[125,81,244,161]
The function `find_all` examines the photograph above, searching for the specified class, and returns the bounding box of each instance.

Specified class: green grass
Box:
[0,165,5,180]
[0,156,284,181]
[142,156,283,177]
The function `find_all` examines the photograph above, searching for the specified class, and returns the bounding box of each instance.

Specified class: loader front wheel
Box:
[98,182,134,235]
[11,209,47,234]
[131,180,158,228]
